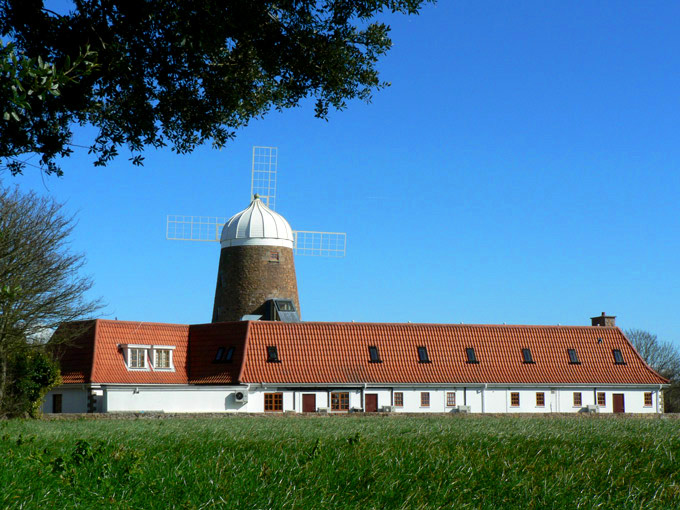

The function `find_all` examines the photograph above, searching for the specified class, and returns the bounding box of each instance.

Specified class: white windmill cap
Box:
[220,194,294,248]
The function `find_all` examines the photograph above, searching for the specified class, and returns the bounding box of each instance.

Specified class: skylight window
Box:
[465,347,479,364]
[612,349,626,365]
[522,348,534,364]
[567,349,580,364]
[368,346,381,363]
[267,346,280,363]
[224,346,235,362]
[417,346,430,363]
[215,347,225,362]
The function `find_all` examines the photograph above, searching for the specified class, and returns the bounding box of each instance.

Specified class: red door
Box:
[302,394,316,412]
[365,393,378,413]
[613,393,625,413]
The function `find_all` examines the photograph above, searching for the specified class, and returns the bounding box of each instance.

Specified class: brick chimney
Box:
[591,312,616,327]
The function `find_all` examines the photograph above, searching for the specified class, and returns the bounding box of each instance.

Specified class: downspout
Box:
[482,383,487,414]
[361,383,367,410]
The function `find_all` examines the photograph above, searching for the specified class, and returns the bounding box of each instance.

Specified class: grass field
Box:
[1,415,679,509]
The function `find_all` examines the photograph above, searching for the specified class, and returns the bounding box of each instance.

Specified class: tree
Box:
[0,186,101,416]
[1,0,431,176]
[625,328,680,413]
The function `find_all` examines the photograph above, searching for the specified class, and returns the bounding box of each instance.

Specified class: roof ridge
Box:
[96,319,189,327]
[248,321,617,329]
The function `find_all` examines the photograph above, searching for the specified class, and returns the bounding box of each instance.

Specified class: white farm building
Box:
[44,196,668,414]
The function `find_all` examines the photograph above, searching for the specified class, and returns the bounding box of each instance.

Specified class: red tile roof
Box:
[54,319,668,387]
[188,322,248,384]
[241,322,668,385]
[54,319,190,384]
[52,321,97,383]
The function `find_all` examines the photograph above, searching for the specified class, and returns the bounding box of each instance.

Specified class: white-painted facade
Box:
[43,384,663,414]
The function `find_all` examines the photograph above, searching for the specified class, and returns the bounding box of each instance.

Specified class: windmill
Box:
[165,146,347,257]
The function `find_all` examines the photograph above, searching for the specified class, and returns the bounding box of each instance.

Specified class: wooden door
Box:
[365,393,378,413]
[53,394,62,413]
[613,393,625,414]
[302,394,316,413]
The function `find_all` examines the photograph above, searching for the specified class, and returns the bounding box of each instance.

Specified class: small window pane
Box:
[214,347,225,362]
[267,346,279,362]
[264,392,283,411]
[644,392,653,407]
[155,349,171,369]
[597,392,606,406]
[331,392,349,411]
[224,346,235,362]
[522,348,534,364]
[465,347,478,364]
[394,392,404,407]
[573,392,582,406]
[417,346,430,363]
[613,349,625,364]
[368,346,381,362]
[420,392,430,407]
[446,392,456,407]
[510,392,520,407]
[129,348,146,369]
[536,392,545,407]
[567,349,580,364]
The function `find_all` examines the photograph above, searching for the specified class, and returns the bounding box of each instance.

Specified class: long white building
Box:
[44,316,668,414]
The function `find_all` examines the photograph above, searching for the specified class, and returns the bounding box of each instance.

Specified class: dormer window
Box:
[417,346,430,363]
[613,349,626,365]
[368,346,381,363]
[267,346,280,363]
[567,349,580,364]
[465,347,479,364]
[214,346,235,363]
[152,345,176,371]
[522,348,534,364]
[121,344,151,371]
[129,348,146,369]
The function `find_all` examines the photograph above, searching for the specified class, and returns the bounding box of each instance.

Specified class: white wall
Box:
[41,384,663,414]
[42,387,89,413]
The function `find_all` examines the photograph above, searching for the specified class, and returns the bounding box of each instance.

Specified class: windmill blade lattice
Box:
[251,146,277,210]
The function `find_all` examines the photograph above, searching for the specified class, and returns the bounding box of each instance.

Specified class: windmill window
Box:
[612,349,626,365]
[465,347,479,364]
[567,349,580,364]
[417,346,431,363]
[368,346,381,363]
[269,251,280,262]
[522,348,535,364]
[267,346,280,363]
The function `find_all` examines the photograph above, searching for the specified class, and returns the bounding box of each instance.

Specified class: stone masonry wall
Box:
[212,245,300,322]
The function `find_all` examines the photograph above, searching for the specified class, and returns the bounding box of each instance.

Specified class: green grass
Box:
[1,415,679,509]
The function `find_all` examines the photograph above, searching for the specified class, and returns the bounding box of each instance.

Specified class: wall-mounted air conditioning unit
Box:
[234,390,248,403]
[381,405,395,412]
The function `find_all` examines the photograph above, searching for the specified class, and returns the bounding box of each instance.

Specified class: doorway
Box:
[365,393,378,413]
[302,394,316,412]
[613,393,625,413]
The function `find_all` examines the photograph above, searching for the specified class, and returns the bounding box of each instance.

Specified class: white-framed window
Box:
[152,345,176,371]
[126,346,149,370]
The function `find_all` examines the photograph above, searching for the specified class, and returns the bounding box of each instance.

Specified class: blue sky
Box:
[7,1,680,345]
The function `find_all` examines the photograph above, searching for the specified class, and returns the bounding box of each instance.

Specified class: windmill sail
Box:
[166,216,346,257]
[251,146,277,210]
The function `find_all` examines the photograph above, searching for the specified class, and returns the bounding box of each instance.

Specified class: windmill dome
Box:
[220,195,294,248]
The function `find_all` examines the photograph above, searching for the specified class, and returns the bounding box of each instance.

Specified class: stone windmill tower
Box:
[212,194,300,322]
